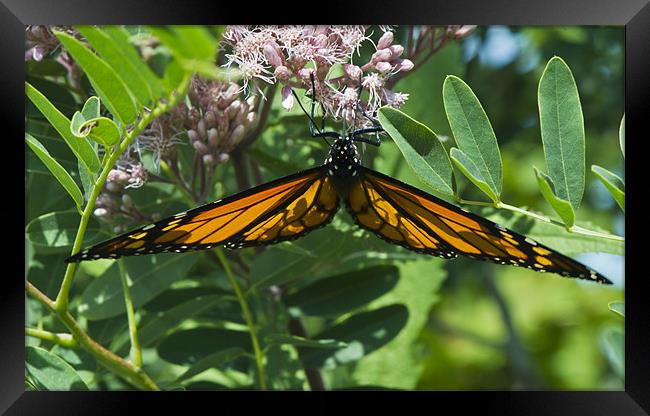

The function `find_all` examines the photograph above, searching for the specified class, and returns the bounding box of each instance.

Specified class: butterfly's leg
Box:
[351,127,383,146]
[291,74,340,141]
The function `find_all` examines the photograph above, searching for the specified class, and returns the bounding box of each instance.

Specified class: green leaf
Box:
[608,301,625,317]
[55,31,138,124]
[77,26,154,106]
[157,327,251,365]
[450,148,499,203]
[353,259,446,389]
[115,293,232,354]
[284,265,400,317]
[148,26,219,78]
[300,304,409,369]
[25,211,101,254]
[537,56,585,210]
[27,253,67,299]
[78,158,93,201]
[378,107,455,197]
[592,165,625,211]
[264,334,348,349]
[25,346,89,390]
[70,97,121,146]
[25,82,101,174]
[175,347,247,383]
[443,75,503,198]
[78,252,199,320]
[619,114,625,157]
[600,326,623,378]
[25,134,84,211]
[534,167,575,227]
[102,26,167,100]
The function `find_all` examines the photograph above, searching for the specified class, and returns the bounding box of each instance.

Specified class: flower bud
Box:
[94,208,108,217]
[297,68,314,81]
[313,34,328,48]
[208,128,219,147]
[204,111,216,128]
[246,112,256,125]
[389,44,404,59]
[225,100,241,120]
[375,61,392,73]
[193,140,209,155]
[372,48,393,63]
[187,129,199,143]
[229,125,246,146]
[344,64,362,81]
[274,65,291,83]
[377,31,394,50]
[263,42,284,68]
[197,119,207,139]
[281,86,294,111]
[397,59,414,72]
[202,154,214,165]
[218,153,230,163]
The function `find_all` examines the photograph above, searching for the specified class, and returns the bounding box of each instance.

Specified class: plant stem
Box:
[117,259,143,368]
[26,281,159,390]
[26,327,78,348]
[54,75,191,313]
[456,198,625,243]
[214,249,268,390]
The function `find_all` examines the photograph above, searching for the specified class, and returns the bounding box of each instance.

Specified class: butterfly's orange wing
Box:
[345,167,611,284]
[66,167,338,262]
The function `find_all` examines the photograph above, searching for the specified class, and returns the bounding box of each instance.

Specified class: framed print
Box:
[5,0,649,413]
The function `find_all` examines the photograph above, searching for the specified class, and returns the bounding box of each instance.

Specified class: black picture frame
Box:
[7,0,648,413]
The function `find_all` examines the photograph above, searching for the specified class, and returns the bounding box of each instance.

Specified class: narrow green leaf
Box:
[378,107,455,197]
[77,158,93,201]
[284,265,400,318]
[619,114,625,157]
[300,304,409,369]
[26,346,89,391]
[600,326,624,379]
[162,60,185,92]
[77,26,154,106]
[25,211,101,254]
[25,134,84,211]
[55,31,138,124]
[443,75,503,198]
[608,301,625,317]
[78,252,199,320]
[538,56,585,210]
[175,347,247,383]
[450,147,499,203]
[534,167,575,227]
[264,334,348,349]
[591,165,625,211]
[102,26,167,98]
[25,82,101,174]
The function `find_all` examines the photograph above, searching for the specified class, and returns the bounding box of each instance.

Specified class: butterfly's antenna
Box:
[291,79,333,147]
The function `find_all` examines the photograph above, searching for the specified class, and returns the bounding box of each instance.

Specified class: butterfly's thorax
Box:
[325,136,361,196]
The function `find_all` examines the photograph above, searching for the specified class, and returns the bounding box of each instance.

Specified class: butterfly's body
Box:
[326,136,362,197]
[66,76,611,285]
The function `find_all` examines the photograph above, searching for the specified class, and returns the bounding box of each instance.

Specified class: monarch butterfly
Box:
[66,76,611,285]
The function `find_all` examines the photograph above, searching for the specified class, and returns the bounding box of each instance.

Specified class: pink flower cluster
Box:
[222,26,414,128]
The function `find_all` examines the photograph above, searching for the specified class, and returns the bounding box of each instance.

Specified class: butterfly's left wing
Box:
[66,166,339,262]
[345,166,611,284]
